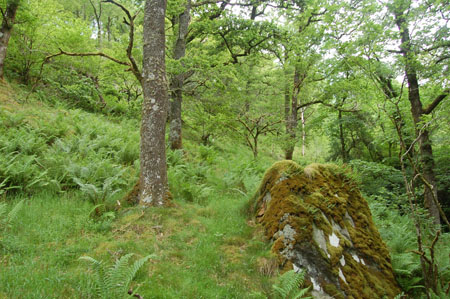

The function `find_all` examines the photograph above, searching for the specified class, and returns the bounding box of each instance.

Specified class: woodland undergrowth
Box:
[0,83,449,298]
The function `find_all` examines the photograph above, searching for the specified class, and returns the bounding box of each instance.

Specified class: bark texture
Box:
[0,0,19,79]
[394,10,440,225]
[140,0,169,206]
[169,0,191,150]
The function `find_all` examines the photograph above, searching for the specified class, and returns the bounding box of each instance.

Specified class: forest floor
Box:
[1,82,449,298]
[0,82,277,298]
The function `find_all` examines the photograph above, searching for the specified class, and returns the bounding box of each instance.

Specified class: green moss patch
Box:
[252,160,401,298]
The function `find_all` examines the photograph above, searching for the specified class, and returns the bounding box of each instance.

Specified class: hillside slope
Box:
[0,83,277,298]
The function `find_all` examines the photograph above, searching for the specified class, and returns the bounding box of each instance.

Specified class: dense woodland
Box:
[0,0,449,298]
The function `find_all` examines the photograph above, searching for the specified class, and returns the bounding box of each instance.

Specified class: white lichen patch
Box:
[312,224,330,258]
[340,255,346,267]
[281,224,296,242]
[331,219,352,243]
[280,212,290,222]
[361,259,366,265]
[352,254,360,263]
[339,268,347,284]
[293,263,301,273]
[311,277,322,292]
[142,195,153,204]
[329,232,340,247]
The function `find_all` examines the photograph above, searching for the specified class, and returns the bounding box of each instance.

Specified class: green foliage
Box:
[80,253,154,299]
[370,198,450,297]
[272,270,311,299]
[0,100,138,196]
[167,149,213,204]
[349,160,404,200]
[0,199,24,230]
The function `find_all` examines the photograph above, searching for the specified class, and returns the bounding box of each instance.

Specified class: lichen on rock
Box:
[250,160,401,298]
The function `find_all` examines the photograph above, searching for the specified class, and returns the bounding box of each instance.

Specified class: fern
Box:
[0,200,24,229]
[80,253,154,298]
[272,270,312,299]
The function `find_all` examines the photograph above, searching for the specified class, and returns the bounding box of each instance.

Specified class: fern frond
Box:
[273,285,289,298]
[124,255,154,289]
[7,199,24,224]
[109,253,134,290]
[293,286,312,299]
[0,203,7,222]
[273,270,309,299]
[80,253,153,298]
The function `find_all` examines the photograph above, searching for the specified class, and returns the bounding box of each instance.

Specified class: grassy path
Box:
[1,190,274,298]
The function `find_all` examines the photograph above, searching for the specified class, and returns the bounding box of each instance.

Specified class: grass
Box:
[0,192,275,298]
[1,81,449,298]
[0,82,277,298]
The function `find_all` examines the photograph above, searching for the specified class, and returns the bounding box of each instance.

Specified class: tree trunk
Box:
[89,0,102,47]
[140,0,169,206]
[338,110,348,162]
[169,0,191,150]
[0,0,19,79]
[252,135,258,158]
[106,16,112,42]
[300,107,306,156]
[395,10,440,225]
[285,68,299,160]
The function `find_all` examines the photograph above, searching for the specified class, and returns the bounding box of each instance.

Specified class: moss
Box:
[122,181,140,205]
[252,160,401,298]
[122,181,174,207]
[323,283,346,299]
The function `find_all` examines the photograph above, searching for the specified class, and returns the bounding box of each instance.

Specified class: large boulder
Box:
[250,161,401,298]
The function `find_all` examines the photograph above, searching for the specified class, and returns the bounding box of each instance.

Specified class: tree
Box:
[140,0,170,205]
[388,0,449,225]
[168,0,191,150]
[0,0,20,79]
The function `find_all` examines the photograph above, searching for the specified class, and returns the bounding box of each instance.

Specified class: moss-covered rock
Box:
[251,161,401,298]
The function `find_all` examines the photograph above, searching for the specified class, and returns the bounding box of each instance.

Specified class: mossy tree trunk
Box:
[0,0,19,79]
[140,0,169,206]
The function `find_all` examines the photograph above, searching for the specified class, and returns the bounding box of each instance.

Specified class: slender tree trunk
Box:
[106,16,112,42]
[395,10,440,225]
[89,0,102,47]
[285,68,299,160]
[0,0,19,79]
[338,110,348,162]
[253,135,258,158]
[300,107,306,156]
[283,66,290,128]
[140,0,169,206]
[169,0,191,150]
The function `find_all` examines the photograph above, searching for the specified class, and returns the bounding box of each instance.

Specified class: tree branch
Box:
[102,0,133,20]
[423,89,449,115]
[0,7,7,24]
[45,48,130,66]
[191,0,223,7]
[102,0,142,82]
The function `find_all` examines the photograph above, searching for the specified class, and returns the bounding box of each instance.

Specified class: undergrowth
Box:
[1,83,449,298]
